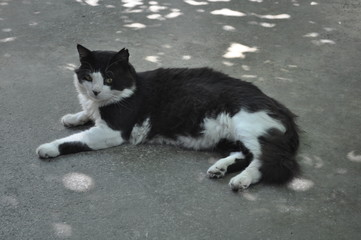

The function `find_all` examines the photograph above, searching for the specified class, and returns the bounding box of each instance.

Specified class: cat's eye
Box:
[105,78,113,84]
[84,75,92,81]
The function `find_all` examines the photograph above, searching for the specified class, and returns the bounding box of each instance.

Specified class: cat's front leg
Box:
[61,111,90,127]
[36,124,124,159]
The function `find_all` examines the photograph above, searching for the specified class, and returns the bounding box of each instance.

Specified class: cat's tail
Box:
[258,114,300,184]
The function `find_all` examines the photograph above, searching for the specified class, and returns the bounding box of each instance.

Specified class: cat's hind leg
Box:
[207,152,245,178]
[229,158,262,191]
[228,134,263,190]
[61,111,90,127]
[207,147,253,178]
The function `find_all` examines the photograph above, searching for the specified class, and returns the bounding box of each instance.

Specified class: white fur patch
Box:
[149,110,285,151]
[130,118,151,145]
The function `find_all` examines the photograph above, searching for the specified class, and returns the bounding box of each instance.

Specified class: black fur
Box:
[59,142,92,155]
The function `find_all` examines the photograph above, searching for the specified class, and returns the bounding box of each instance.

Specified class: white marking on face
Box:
[75,73,136,108]
[90,72,103,94]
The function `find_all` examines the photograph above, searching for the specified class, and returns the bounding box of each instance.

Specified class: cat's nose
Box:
[92,90,100,96]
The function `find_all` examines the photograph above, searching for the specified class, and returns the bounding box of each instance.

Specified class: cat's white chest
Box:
[78,93,101,123]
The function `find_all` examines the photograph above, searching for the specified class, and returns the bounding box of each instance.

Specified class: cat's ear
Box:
[109,48,129,65]
[77,44,91,59]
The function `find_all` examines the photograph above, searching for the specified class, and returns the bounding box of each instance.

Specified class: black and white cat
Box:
[36,44,300,190]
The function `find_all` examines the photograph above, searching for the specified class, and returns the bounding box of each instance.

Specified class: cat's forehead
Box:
[79,50,117,71]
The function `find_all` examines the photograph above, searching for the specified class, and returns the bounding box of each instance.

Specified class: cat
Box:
[36,44,300,191]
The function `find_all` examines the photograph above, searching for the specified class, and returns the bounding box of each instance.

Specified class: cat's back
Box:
[138,67,261,97]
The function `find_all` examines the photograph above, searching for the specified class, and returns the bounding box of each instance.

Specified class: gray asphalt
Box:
[1,0,360,239]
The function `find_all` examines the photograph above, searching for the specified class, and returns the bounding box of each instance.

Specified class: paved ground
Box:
[1,0,360,239]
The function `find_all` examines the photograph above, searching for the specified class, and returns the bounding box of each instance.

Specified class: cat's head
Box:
[74,44,136,105]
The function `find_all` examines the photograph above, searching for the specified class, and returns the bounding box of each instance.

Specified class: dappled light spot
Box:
[347,151,361,163]
[62,63,77,71]
[304,32,319,38]
[288,64,297,68]
[259,22,275,28]
[292,0,300,7]
[1,195,19,208]
[336,168,348,175]
[75,0,99,6]
[147,14,164,20]
[301,155,325,168]
[197,9,205,13]
[223,43,258,59]
[0,2,9,6]
[276,77,293,82]
[106,4,115,8]
[149,5,167,12]
[277,204,302,214]
[252,13,291,20]
[0,37,16,43]
[145,56,160,63]
[208,157,217,164]
[124,23,146,30]
[84,0,99,6]
[241,192,257,201]
[182,55,191,60]
[209,0,230,2]
[249,0,263,2]
[288,178,314,192]
[197,172,206,182]
[222,61,234,66]
[122,0,143,8]
[162,44,172,49]
[311,39,336,46]
[62,172,94,192]
[211,8,246,17]
[249,21,275,28]
[53,223,72,238]
[223,25,235,31]
[242,65,250,71]
[324,27,335,32]
[184,0,208,6]
[242,75,257,79]
[311,2,319,5]
[124,8,143,13]
[166,10,183,19]
[2,28,12,32]
[29,21,38,26]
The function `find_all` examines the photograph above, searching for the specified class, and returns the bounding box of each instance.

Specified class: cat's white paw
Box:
[36,143,59,159]
[207,165,226,178]
[61,114,78,127]
[61,113,89,127]
[229,173,253,191]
